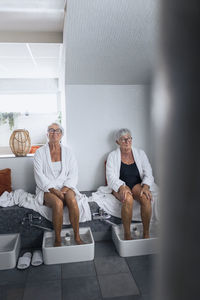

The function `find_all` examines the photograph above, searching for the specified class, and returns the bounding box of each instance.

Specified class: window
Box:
[0,93,61,155]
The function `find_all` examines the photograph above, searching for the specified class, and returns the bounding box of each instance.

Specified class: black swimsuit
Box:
[119,161,142,190]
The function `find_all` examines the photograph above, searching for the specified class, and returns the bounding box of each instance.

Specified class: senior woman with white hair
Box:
[106,128,154,240]
[34,122,83,246]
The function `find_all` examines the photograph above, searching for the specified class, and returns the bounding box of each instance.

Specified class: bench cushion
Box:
[0,168,12,195]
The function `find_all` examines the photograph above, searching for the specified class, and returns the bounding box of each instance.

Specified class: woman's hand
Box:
[60,186,70,194]
[49,188,65,200]
[118,185,132,202]
[140,184,152,201]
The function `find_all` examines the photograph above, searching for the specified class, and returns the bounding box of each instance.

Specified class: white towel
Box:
[0,189,92,224]
[89,185,160,222]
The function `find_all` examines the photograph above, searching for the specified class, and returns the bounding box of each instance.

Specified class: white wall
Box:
[0,79,58,94]
[0,156,35,193]
[65,84,152,191]
[0,84,153,193]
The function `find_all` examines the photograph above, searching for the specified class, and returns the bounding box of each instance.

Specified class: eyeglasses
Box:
[120,137,132,143]
[48,128,62,134]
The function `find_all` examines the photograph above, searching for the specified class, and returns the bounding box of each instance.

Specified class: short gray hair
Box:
[47,122,64,137]
[115,128,132,141]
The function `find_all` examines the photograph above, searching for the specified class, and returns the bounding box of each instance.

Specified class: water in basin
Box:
[0,233,21,270]
[45,232,93,248]
[42,227,95,264]
[117,222,159,240]
[0,236,16,252]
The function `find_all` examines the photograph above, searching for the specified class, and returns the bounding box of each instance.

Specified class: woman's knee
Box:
[52,196,63,211]
[44,193,63,214]
[140,195,151,207]
[65,189,75,198]
[65,194,77,208]
[124,193,133,206]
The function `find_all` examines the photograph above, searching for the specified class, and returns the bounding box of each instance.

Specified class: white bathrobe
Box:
[0,144,91,224]
[106,147,154,192]
[34,143,79,205]
[30,143,91,223]
[89,147,159,222]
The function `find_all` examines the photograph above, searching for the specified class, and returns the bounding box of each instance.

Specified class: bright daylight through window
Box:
[0,93,61,155]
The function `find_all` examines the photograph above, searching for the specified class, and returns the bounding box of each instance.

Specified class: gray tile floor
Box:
[0,241,158,300]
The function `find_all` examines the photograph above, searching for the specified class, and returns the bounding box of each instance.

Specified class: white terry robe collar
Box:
[44,143,66,179]
[115,146,143,178]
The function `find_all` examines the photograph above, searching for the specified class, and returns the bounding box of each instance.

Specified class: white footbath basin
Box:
[0,233,21,270]
[42,227,94,265]
[112,223,159,257]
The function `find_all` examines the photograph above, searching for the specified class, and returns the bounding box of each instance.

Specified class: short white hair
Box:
[115,128,132,141]
[47,122,64,137]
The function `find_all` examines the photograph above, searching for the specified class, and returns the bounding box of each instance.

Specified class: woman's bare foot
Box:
[124,232,133,240]
[143,233,150,239]
[75,234,85,245]
[75,238,85,245]
[54,239,61,247]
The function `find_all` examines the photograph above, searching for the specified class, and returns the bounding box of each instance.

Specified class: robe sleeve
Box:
[140,150,154,187]
[106,152,125,192]
[34,150,56,192]
[63,150,78,189]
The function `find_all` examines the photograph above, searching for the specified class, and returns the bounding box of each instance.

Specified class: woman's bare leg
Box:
[113,190,133,240]
[64,189,83,244]
[44,192,63,246]
[132,184,152,238]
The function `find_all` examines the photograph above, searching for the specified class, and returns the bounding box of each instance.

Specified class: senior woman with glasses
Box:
[34,122,83,246]
[106,128,154,240]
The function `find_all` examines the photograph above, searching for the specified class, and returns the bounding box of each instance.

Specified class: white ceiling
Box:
[0,0,66,32]
[0,43,62,78]
[0,0,158,84]
[65,0,158,84]
[0,1,65,79]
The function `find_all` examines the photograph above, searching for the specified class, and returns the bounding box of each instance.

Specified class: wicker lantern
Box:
[9,129,31,156]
